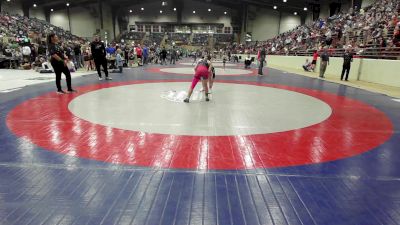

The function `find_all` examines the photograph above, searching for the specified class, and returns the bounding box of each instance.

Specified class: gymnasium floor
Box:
[0,60,399,225]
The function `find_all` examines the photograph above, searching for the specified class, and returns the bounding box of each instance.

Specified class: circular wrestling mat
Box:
[6,80,393,170]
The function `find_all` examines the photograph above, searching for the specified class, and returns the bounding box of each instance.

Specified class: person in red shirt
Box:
[136,44,142,66]
[311,50,318,72]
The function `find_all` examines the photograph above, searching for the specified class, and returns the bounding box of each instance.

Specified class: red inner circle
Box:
[6,80,394,170]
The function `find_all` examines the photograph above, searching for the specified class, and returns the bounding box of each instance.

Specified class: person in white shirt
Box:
[22,45,31,64]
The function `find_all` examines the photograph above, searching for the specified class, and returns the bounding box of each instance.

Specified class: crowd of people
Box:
[0,11,85,70]
[226,0,400,56]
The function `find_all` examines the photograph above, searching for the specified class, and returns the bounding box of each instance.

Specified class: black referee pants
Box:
[51,62,72,91]
[94,58,109,78]
[341,63,351,81]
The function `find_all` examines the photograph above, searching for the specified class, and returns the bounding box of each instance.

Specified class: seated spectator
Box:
[393,24,400,47]
[302,59,312,72]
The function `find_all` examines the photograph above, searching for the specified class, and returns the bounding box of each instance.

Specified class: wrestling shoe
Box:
[184,98,190,103]
[67,89,77,93]
[105,77,113,80]
[98,77,103,81]
[56,90,66,94]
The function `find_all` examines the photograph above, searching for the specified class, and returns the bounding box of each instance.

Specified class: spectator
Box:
[142,44,149,65]
[111,49,123,73]
[257,47,266,75]
[244,54,252,69]
[106,44,116,55]
[319,47,330,78]
[73,43,83,69]
[136,44,142,66]
[170,47,177,64]
[160,47,167,65]
[311,50,319,72]
[303,59,312,72]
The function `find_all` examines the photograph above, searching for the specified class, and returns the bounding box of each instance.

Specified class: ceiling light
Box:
[66,3,70,6]
[7,0,10,2]
[283,0,287,2]
[129,9,133,13]
[33,3,37,7]
[160,10,163,13]
[162,1,167,6]
[173,8,176,11]
[193,10,196,14]
[141,7,144,11]
[304,7,308,11]
[294,12,297,15]
[208,9,211,12]
[224,11,227,14]
[273,5,277,9]
[51,8,54,11]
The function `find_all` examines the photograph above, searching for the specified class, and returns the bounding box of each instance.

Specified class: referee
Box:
[47,33,76,94]
[341,47,353,81]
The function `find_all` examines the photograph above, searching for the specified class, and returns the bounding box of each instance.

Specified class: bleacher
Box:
[0,12,85,69]
[214,34,234,43]
[120,31,145,43]
[168,33,190,45]
[148,33,164,45]
[192,33,209,46]
[229,0,400,59]
[0,12,83,44]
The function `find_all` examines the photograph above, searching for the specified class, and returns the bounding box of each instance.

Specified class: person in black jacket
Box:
[90,35,111,80]
[170,47,177,65]
[47,33,76,94]
[258,47,266,75]
[341,47,353,81]
[73,44,83,69]
[160,47,167,65]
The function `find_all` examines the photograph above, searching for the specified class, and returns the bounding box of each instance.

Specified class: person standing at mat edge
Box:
[47,33,76,94]
[258,47,266,75]
[341,47,353,81]
[319,47,329,78]
[91,35,112,81]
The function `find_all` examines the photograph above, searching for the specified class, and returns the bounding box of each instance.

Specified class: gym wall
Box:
[246,6,301,41]
[361,0,376,8]
[238,54,400,88]
[127,0,233,28]
[1,0,23,15]
[49,4,116,40]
